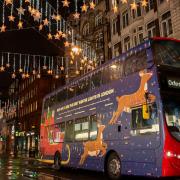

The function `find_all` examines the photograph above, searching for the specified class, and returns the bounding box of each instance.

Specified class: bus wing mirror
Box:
[142,104,150,120]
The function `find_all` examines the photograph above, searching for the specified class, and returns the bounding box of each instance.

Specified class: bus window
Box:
[91,71,102,89]
[57,89,67,103]
[49,95,56,107]
[109,61,124,81]
[124,50,147,76]
[44,98,49,109]
[131,104,159,135]
[67,86,76,99]
[90,115,97,140]
[65,120,74,142]
[74,117,89,141]
[76,78,90,96]
[102,67,111,85]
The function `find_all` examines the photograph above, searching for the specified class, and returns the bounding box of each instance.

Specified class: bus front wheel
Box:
[105,152,121,180]
[54,152,61,170]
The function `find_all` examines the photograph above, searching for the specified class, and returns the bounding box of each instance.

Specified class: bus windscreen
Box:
[153,40,180,68]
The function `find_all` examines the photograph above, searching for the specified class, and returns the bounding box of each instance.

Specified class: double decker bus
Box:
[40,38,180,179]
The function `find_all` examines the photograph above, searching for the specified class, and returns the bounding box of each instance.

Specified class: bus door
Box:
[126,102,161,174]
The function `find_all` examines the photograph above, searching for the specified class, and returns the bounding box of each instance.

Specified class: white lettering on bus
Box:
[56,89,114,112]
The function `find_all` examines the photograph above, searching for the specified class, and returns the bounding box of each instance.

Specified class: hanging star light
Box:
[6,54,10,67]
[39,24,43,31]
[17,6,25,15]
[12,72,16,79]
[54,32,60,40]
[1,2,6,32]
[62,33,66,38]
[22,73,26,79]
[55,74,59,79]
[74,0,80,19]
[60,66,64,71]
[8,15,15,22]
[19,68,23,73]
[0,66,5,72]
[141,0,148,7]
[121,0,127,3]
[113,5,118,13]
[0,24,6,32]
[25,73,30,78]
[37,73,41,78]
[43,18,49,26]
[18,21,23,29]
[8,1,15,22]
[73,12,80,19]
[90,1,96,9]
[81,3,88,12]
[64,41,70,47]
[33,10,41,22]
[62,0,70,7]
[48,33,53,40]
[25,0,30,3]
[130,0,138,10]
[5,0,13,5]
[30,8,36,16]
[32,70,36,75]
[52,14,61,22]
[6,63,10,68]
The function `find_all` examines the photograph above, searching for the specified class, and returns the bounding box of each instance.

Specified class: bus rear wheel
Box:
[106,152,121,180]
[54,152,61,170]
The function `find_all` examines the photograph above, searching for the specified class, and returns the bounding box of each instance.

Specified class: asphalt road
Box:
[0,154,177,180]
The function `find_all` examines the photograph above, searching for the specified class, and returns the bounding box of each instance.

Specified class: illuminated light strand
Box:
[12,55,16,79]
[0,2,6,32]
[8,0,15,22]
[37,57,41,78]
[6,53,10,67]
[19,54,23,73]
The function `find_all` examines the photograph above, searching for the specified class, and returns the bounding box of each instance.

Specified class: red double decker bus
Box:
[40,38,180,179]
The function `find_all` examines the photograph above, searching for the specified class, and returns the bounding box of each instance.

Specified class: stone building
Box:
[108,0,180,57]
[71,0,180,62]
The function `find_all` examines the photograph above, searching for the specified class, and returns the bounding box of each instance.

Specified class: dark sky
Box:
[0,0,81,96]
[0,28,64,96]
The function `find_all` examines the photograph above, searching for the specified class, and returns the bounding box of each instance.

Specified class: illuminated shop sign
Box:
[167,77,180,89]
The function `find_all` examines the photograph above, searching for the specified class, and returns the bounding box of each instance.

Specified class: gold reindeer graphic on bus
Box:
[109,70,156,124]
[79,124,107,165]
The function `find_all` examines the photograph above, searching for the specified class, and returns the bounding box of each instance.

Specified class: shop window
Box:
[122,10,129,28]
[145,0,154,12]
[147,21,156,38]
[95,13,103,27]
[161,11,173,37]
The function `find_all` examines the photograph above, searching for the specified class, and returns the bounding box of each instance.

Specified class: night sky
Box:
[0,0,77,95]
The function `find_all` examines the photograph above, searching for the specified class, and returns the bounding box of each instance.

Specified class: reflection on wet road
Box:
[0,155,163,180]
[0,155,105,180]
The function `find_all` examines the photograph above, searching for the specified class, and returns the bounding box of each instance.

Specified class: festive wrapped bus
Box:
[40,38,180,179]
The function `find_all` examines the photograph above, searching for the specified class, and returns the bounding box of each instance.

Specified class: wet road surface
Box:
[0,154,174,180]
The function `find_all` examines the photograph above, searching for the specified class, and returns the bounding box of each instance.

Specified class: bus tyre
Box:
[106,153,121,180]
[54,152,61,170]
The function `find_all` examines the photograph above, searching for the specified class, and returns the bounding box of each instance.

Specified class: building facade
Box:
[108,0,180,57]
[6,75,64,156]
[72,0,180,62]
